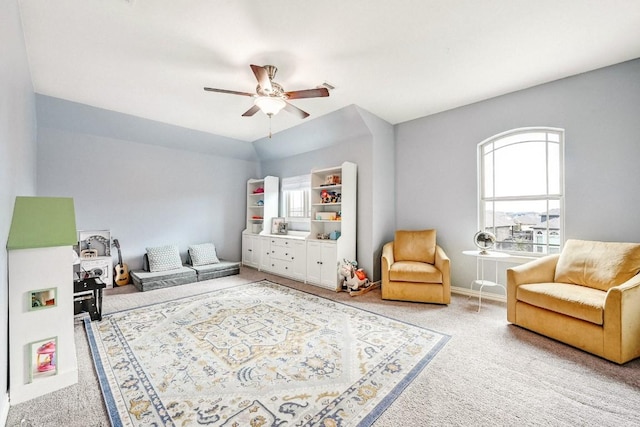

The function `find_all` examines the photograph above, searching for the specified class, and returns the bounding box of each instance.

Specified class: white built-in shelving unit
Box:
[307,161,357,290]
[245,176,279,235]
[241,163,357,292]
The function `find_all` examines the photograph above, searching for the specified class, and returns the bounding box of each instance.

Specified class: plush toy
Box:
[320,189,332,204]
[339,259,369,291]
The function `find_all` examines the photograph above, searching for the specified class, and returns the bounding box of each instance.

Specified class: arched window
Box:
[478,128,564,255]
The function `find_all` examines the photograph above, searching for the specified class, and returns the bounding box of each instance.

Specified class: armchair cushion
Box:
[389,261,443,283]
[517,282,606,325]
[393,229,436,264]
[554,239,640,291]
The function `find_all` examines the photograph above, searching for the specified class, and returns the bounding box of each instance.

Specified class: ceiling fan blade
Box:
[250,64,273,93]
[284,101,310,119]
[242,104,261,117]
[204,87,255,97]
[285,87,329,100]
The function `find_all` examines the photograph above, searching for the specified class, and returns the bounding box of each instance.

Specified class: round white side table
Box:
[462,250,510,311]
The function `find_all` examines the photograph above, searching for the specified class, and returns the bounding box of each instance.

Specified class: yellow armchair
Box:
[507,239,640,364]
[381,229,451,304]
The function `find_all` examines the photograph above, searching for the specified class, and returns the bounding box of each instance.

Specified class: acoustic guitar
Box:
[113,239,130,286]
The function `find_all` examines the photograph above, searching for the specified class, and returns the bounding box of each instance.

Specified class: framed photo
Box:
[29,287,57,311]
[271,217,287,234]
[29,337,58,383]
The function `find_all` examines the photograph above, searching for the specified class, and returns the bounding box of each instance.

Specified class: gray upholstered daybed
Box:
[130,243,240,292]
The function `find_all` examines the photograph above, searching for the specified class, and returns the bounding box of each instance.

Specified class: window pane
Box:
[483,152,493,198]
[494,141,547,197]
[548,142,561,195]
[284,189,310,218]
[483,198,561,254]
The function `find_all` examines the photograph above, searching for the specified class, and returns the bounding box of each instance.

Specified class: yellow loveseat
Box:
[507,239,640,364]
[381,229,451,304]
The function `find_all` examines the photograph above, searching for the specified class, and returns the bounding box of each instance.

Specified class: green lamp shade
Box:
[7,196,77,250]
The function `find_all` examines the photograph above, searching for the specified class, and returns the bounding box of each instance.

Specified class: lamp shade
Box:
[254,96,286,116]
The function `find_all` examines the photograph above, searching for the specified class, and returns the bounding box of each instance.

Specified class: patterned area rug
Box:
[86,280,449,426]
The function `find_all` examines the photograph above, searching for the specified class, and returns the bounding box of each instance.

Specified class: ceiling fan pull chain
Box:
[269,114,273,139]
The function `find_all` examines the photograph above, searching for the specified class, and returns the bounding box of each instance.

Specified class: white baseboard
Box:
[451,285,506,303]
[0,391,9,427]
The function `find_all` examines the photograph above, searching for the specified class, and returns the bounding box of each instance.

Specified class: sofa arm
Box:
[435,245,450,285]
[435,245,451,303]
[506,254,560,323]
[604,274,640,363]
[381,242,394,285]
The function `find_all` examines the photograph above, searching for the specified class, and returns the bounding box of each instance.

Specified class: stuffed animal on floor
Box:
[339,259,370,291]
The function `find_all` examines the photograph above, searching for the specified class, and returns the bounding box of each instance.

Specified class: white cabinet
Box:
[242,233,260,268]
[306,240,339,290]
[245,176,279,235]
[264,236,307,281]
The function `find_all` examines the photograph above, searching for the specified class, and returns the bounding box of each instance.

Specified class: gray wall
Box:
[359,107,396,280]
[35,102,261,270]
[0,0,38,417]
[395,58,640,292]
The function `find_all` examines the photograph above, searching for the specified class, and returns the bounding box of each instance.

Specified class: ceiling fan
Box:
[204,64,329,119]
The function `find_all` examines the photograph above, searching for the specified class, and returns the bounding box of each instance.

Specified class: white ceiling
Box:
[19,0,640,142]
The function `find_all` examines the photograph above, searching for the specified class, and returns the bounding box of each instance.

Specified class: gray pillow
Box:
[189,243,220,266]
[146,245,182,272]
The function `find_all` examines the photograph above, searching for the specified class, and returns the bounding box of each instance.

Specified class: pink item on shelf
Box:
[253,187,264,194]
[36,341,56,372]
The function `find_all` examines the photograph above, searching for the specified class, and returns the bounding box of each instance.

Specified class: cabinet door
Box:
[306,241,337,288]
[259,236,271,271]
[319,243,338,289]
[242,234,251,266]
[290,240,306,281]
[306,241,323,285]
[242,234,260,268]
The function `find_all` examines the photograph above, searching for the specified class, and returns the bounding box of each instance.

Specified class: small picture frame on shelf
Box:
[271,217,287,234]
[29,287,57,311]
[28,337,58,383]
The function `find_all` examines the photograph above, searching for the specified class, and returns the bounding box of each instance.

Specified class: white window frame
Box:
[281,174,311,229]
[478,127,565,256]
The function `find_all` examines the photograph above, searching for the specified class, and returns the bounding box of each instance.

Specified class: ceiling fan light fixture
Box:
[254,96,286,116]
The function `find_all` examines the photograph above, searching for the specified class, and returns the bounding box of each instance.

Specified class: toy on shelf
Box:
[36,341,56,372]
[325,174,341,185]
[320,189,341,204]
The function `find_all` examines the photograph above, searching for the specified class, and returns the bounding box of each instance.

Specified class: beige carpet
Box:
[6,268,640,426]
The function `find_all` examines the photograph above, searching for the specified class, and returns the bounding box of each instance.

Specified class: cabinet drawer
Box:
[270,238,294,248]
[270,259,293,275]
[271,245,295,260]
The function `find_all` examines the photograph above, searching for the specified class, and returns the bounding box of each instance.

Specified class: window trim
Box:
[477,127,565,256]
